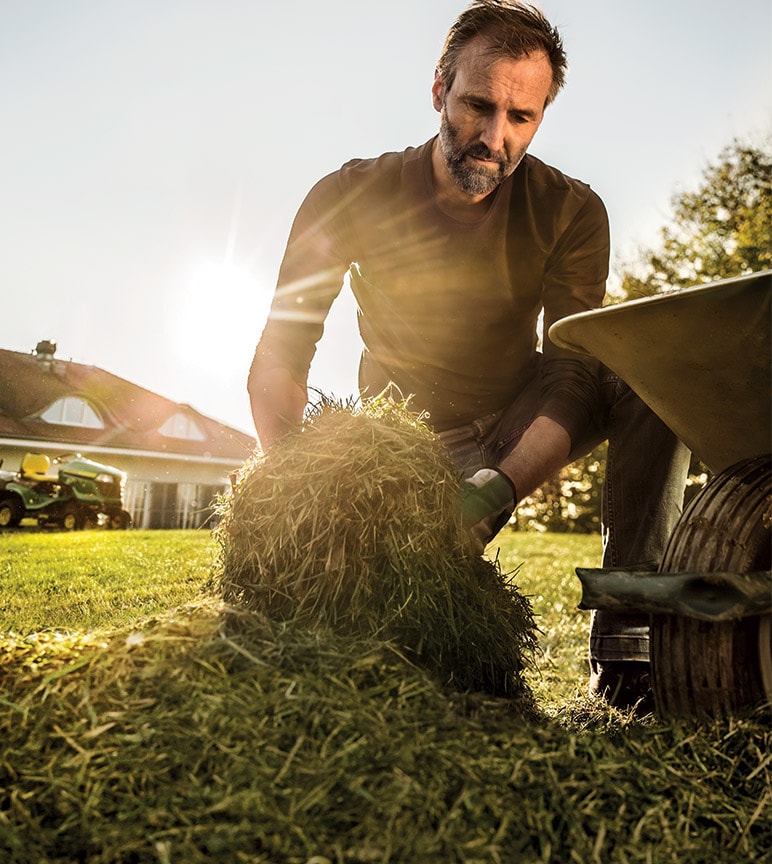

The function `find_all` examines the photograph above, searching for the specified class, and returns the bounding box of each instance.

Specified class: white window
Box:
[159,412,206,441]
[41,397,104,429]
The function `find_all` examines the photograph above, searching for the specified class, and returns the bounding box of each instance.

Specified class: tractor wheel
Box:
[109,510,132,530]
[0,497,23,529]
[61,504,82,531]
[651,454,771,718]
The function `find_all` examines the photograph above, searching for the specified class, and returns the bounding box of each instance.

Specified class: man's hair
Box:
[436,1,567,106]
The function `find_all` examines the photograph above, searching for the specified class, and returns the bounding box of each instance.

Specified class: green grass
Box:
[0,530,217,632]
[494,532,601,708]
[0,528,769,863]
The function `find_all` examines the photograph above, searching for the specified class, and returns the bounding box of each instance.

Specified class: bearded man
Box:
[247,0,690,712]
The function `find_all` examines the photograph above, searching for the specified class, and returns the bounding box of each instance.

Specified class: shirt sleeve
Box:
[249,173,353,389]
[539,188,610,443]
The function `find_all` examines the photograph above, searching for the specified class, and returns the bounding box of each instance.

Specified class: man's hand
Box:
[460,468,517,554]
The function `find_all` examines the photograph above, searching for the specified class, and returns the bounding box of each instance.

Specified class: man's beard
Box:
[438,112,526,196]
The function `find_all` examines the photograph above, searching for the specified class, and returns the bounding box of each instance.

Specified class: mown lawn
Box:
[0,528,768,863]
[0,529,218,633]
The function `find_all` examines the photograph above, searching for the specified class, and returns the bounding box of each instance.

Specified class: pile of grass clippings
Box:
[214,398,537,699]
[1,603,769,864]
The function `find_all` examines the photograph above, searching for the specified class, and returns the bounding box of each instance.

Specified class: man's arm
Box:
[248,366,307,451]
[497,414,571,500]
[248,173,353,448]
[539,188,609,442]
[495,190,608,499]
[462,183,608,548]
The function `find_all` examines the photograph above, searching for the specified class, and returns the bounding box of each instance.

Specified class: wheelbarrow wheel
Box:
[651,454,771,718]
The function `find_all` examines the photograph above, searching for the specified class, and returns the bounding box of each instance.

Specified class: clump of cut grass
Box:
[214,398,537,698]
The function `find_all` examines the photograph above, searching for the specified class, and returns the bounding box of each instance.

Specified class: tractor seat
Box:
[20,453,60,483]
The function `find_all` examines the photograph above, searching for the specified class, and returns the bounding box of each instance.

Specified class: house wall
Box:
[123,480,227,530]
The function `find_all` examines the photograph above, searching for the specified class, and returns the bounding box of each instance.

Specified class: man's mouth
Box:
[470,155,499,166]
[464,146,504,167]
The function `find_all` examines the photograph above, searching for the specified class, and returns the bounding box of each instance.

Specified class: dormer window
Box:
[159,412,206,441]
[41,396,104,429]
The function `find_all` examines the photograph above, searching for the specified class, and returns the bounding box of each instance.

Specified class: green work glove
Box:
[460,468,518,553]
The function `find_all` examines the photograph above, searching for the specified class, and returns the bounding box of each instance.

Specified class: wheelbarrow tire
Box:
[651,454,771,718]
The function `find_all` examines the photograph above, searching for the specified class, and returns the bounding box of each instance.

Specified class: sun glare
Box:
[170,257,271,375]
[168,253,361,418]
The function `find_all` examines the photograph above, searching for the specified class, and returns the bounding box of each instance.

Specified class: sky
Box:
[1,0,770,435]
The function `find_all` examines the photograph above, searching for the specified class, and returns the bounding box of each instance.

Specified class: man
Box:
[248,0,690,711]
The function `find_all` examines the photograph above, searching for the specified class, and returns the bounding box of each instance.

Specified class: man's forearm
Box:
[248,366,307,450]
[497,415,572,501]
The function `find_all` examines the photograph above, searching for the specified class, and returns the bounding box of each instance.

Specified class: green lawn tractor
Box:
[0,452,132,531]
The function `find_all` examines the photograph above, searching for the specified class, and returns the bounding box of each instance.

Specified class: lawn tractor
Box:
[0,452,132,531]
[550,269,771,719]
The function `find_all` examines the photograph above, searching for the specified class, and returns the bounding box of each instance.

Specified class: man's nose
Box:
[479,112,508,154]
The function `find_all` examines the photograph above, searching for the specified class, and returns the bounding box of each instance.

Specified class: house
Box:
[0,341,256,528]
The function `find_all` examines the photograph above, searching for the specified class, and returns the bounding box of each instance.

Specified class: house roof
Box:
[0,345,256,463]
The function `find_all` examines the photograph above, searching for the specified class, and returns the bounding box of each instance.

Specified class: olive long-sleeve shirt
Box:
[250,138,609,442]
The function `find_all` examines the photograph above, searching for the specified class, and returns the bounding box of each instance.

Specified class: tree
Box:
[618,138,771,299]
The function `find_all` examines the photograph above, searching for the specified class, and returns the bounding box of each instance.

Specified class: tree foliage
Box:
[514,444,606,534]
[618,138,772,299]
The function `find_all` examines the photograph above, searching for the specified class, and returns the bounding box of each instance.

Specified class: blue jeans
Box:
[438,362,691,663]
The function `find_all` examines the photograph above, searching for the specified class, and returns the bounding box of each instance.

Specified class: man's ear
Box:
[431,69,446,113]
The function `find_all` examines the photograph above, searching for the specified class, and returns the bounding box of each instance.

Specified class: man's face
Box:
[433,37,553,198]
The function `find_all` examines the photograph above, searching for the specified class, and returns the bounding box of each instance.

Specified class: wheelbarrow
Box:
[549,269,771,718]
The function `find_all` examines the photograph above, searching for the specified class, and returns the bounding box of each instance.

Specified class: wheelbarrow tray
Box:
[549,270,771,475]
